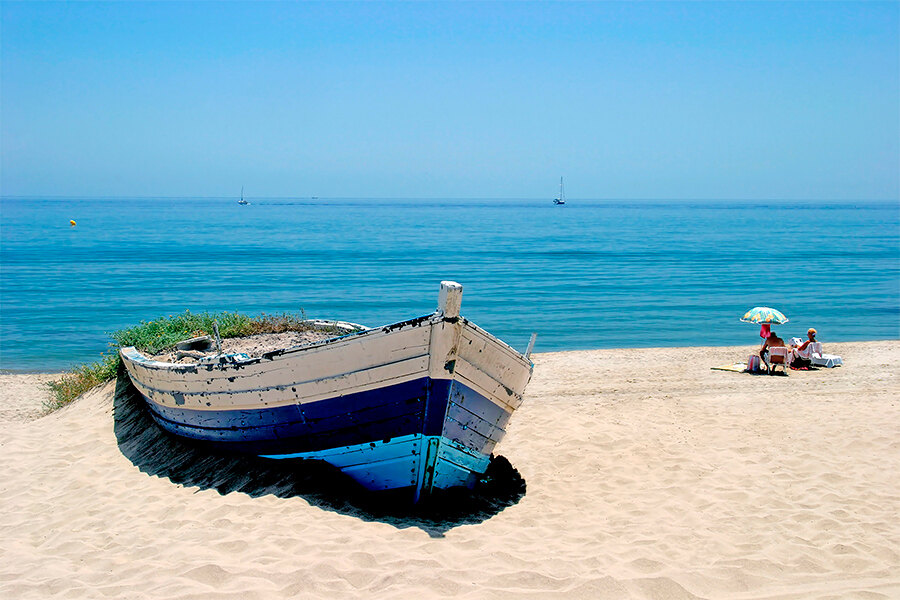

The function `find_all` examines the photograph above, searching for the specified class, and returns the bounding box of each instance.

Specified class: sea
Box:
[1,197,898,372]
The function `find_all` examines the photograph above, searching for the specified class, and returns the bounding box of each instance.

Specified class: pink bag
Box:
[747,355,761,372]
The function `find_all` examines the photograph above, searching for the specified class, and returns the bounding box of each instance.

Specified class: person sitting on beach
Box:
[789,328,818,368]
[759,331,786,361]
[794,328,817,353]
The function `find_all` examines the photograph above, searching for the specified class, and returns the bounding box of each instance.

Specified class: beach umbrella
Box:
[741,306,788,338]
[740,306,789,325]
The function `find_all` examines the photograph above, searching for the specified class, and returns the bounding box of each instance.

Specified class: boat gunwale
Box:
[120,312,533,374]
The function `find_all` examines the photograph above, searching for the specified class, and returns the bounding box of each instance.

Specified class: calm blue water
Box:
[1,197,898,371]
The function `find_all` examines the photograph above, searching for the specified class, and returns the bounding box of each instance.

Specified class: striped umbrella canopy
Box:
[740,306,789,325]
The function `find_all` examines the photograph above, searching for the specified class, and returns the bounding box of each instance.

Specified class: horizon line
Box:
[2,195,898,203]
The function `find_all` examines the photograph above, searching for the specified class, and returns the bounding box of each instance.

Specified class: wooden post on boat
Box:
[438,281,463,318]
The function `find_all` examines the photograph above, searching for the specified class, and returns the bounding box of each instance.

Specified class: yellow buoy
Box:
[69,220,76,226]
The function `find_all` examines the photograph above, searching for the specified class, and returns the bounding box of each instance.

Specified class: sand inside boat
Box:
[150,330,339,363]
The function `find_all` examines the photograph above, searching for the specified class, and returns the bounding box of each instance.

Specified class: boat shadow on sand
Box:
[112,367,526,538]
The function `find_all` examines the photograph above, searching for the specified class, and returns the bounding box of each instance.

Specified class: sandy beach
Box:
[1,341,898,599]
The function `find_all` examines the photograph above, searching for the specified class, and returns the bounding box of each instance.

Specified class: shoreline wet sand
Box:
[2,341,898,599]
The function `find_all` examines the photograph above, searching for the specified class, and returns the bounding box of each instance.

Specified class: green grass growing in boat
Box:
[45,310,353,412]
[110,311,282,355]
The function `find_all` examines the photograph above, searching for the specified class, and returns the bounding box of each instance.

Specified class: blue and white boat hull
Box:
[120,282,533,501]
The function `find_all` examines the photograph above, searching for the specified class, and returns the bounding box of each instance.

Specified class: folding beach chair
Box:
[808,342,843,368]
[764,346,791,375]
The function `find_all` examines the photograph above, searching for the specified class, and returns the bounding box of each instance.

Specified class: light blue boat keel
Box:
[261,433,491,501]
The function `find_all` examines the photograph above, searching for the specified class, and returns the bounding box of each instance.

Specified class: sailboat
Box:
[238,186,249,205]
[553,177,566,205]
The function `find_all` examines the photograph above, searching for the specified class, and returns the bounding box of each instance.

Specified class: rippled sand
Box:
[2,341,898,599]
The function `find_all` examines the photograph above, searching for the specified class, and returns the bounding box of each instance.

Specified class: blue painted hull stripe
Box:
[140,377,512,458]
[147,377,431,431]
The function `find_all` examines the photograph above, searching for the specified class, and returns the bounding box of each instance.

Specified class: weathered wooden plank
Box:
[453,358,524,412]
[458,324,532,394]
[445,400,507,442]
[128,354,430,410]
[126,324,433,394]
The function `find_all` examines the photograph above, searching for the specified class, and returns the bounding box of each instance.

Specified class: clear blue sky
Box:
[1,1,897,200]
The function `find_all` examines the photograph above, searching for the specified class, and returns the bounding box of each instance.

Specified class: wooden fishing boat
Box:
[119,282,534,502]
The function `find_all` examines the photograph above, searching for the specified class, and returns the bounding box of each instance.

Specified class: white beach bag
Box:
[747,355,761,373]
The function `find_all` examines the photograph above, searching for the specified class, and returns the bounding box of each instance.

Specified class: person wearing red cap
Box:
[796,328,817,352]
